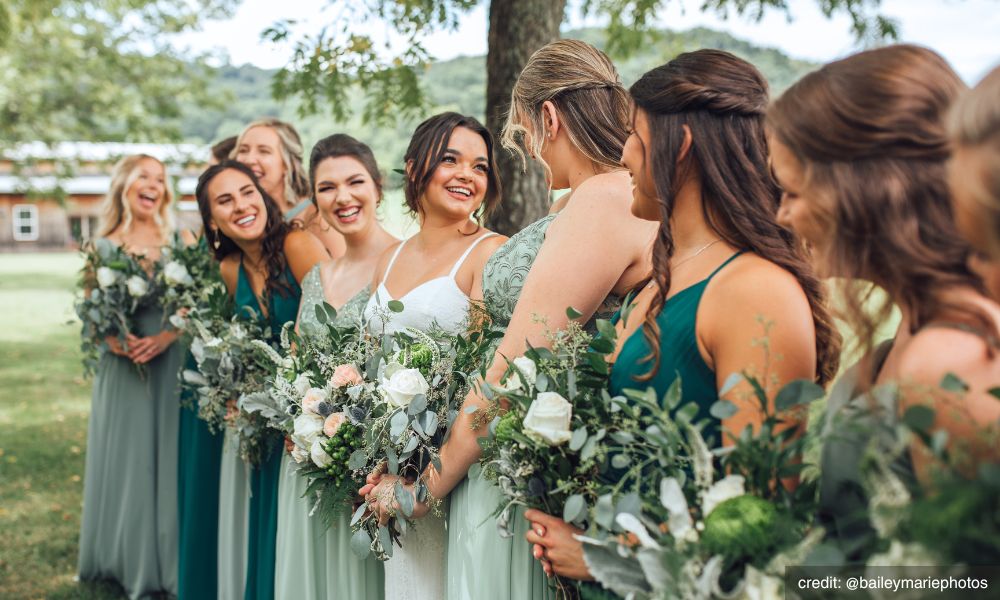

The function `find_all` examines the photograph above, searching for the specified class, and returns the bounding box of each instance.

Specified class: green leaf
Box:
[939,372,969,393]
[402,435,419,454]
[609,431,634,444]
[314,303,328,324]
[406,394,427,415]
[581,436,599,461]
[390,410,409,438]
[387,448,399,474]
[348,449,367,471]
[350,502,367,527]
[662,377,682,410]
[902,405,936,433]
[563,493,586,523]
[611,454,630,469]
[350,528,372,558]
[588,352,609,375]
[987,387,1000,402]
[569,426,588,451]
[710,399,738,420]
[594,493,615,529]
[589,337,615,354]
[774,379,826,411]
[387,300,404,313]
[719,372,743,396]
[566,306,583,320]
[595,319,617,344]
[395,481,414,517]
[420,411,438,435]
[535,373,550,393]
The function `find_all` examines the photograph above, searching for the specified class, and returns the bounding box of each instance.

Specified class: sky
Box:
[174,0,1000,83]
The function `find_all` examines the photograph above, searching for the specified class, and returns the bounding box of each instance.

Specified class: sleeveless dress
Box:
[177,236,224,600]
[78,238,181,599]
[447,214,622,600]
[272,265,383,599]
[363,231,498,600]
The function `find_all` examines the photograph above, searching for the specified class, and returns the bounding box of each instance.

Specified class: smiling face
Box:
[770,137,834,267]
[125,157,168,221]
[314,156,381,237]
[205,168,268,245]
[621,109,661,221]
[235,126,287,203]
[415,126,490,222]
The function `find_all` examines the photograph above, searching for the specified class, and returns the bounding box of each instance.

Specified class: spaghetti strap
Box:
[706,251,744,281]
[449,232,498,279]
[382,239,409,281]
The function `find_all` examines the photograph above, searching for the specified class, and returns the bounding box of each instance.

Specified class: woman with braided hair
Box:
[520,48,840,587]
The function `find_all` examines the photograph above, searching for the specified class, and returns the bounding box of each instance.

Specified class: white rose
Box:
[291,413,325,448]
[499,356,538,393]
[290,445,310,464]
[701,474,745,517]
[301,387,328,415]
[163,261,194,286]
[292,373,312,397]
[380,364,429,409]
[96,266,120,289]
[522,391,573,446]
[126,275,148,297]
[310,439,333,468]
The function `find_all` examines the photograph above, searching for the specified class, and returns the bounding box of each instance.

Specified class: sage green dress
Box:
[273,264,384,599]
[448,214,621,600]
[78,239,181,599]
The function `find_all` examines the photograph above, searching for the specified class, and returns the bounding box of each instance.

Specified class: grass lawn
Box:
[0,252,125,599]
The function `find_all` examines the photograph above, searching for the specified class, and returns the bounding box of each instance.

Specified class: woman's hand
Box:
[105,336,128,356]
[363,473,429,525]
[127,330,178,364]
[224,399,239,423]
[524,509,594,581]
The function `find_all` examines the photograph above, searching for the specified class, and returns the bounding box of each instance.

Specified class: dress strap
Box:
[449,232,498,279]
[382,238,409,281]
[706,251,744,281]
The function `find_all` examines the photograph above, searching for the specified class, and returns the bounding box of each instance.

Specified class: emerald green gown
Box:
[177,238,224,600]
[77,238,181,599]
[272,264,384,598]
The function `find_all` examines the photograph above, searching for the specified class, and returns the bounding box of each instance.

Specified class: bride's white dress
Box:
[363,232,497,600]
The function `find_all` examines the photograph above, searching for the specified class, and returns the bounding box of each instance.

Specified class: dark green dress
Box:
[177,239,224,600]
[236,261,302,600]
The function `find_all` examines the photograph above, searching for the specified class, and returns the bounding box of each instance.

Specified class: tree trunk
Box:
[484,0,566,236]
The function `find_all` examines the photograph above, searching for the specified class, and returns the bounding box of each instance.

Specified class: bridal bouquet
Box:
[578,368,826,600]
[158,235,220,327]
[75,240,159,375]
[350,309,497,561]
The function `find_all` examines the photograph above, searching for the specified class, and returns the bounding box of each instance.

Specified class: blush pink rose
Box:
[324,412,347,437]
[330,363,363,388]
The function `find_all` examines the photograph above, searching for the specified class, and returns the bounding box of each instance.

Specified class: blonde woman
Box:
[233,118,347,258]
[78,155,192,598]
[949,65,1000,297]
[364,40,658,599]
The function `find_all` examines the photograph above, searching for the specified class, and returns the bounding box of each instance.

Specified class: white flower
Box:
[701,474,745,517]
[126,275,149,297]
[310,439,333,468]
[522,391,573,445]
[290,445,310,464]
[291,413,325,448]
[96,266,120,289]
[163,261,194,286]
[301,387,328,415]
[660,477,694,539]
[380,363,430,409]
[498,356,538,393]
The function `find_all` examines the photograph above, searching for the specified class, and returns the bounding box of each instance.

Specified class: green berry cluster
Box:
[323,422,364,487]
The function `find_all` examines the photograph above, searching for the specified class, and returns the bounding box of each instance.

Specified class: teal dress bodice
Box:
[236,260,301,600]
[609,253,743,445]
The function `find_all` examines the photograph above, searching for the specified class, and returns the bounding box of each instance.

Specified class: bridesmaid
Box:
[195,160,327,600]
[520,48,840,589]
[367,40,658,600]
[274,134,394,599]
[948,65,1000,297]
[176,135,239,600]
[769,45,1000,561]
[78,154,190,598]
[234,118,346,258]
[362,111,507,600]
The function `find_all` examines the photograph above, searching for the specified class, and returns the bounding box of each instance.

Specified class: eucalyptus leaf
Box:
[350,502,367,527]
[395,481,414,517]
[535,373,550,393]
[611,454,630,469]
[774,379,826,411]
[595,493,615,529]
[902,404,936,433]
[710,399,738,420]
[402,435,419,454]
[420,411,439,435]
[939,372,970,393]
[348,449,367,470]
[350,528,372,559]
[387,448,400,474]
[580,541,652,597]
[406,394,427,415]
[581,436,599,461]
[569,426,589,452]
[719,372,743,396]
[390,410,409,438]
[563,493,586,523]
[387,300,404,313]
[377,525,394,559]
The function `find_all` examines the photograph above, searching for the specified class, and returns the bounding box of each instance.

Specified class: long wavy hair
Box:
[501,39,630,181]
[631,49,840,385]
[232,118,310,209]
[195,160,294,297]
[403,112,502,223]
[768,45,995,356]
[97,154,175,238]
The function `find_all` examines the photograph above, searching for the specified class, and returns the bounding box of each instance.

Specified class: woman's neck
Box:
[414,214,476,249]
[564,153,606,192]
[668,177,721,253]
[119,216,161,240]
[237,239,266,273]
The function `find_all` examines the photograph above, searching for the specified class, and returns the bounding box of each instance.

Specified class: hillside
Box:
[181,26,818,181]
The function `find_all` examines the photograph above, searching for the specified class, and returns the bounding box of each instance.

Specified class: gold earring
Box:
[212,231,221,249]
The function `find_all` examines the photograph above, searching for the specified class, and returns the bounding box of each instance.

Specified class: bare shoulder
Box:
[283,229,324,254]
[566,171,632,212]
[898,328,996,386]
[702,253,811,322]
[180,229,198,246]
[219,253,240,294]
[478,231,509,256]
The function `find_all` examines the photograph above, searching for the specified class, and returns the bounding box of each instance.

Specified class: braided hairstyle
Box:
[631,49,840,385]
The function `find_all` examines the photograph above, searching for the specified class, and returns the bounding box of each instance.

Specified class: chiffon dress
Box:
[77,238,181,599]
[272,264,384,599]
[363,232,497,600]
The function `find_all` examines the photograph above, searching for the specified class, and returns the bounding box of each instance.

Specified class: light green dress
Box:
[217,429,250,599]
[78,239,181,599]
[273,264,384,599]
[447,215,558,600]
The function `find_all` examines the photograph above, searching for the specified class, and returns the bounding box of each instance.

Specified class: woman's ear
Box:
[541,101,560,142]
[677,124,694,164]
[404,159,414,181]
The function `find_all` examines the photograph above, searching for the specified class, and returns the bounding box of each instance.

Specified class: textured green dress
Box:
[448,214,622,600]
[237,262,302,600]
[177,237,224,600]
[78,238,181,599]
[273,265,384,599]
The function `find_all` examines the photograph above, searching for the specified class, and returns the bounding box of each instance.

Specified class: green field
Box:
[0,253,125,599]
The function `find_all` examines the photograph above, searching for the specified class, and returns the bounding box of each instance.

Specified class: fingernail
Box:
[535,527,544,536]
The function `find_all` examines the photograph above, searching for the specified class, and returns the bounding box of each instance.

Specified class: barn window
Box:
[12,204,39,241]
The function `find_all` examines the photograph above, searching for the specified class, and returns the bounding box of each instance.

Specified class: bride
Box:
[362,112,507,599]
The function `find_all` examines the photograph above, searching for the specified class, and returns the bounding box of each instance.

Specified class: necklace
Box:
[671,238,722,270]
